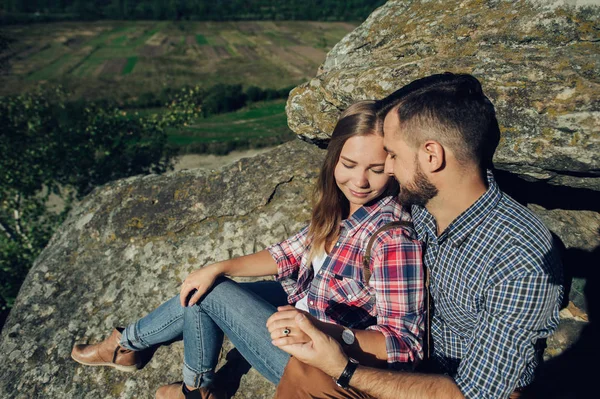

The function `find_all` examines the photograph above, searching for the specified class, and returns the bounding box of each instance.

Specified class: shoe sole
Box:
[71,353,138,372]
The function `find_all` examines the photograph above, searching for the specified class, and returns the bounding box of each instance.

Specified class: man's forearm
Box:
[349,366,464,399]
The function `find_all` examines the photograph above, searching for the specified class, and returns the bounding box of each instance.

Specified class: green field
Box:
[122,56,138,75]
[167,100,293,151]
[0,20,351,154]
[0,21,356,101]
[195,34,208,45]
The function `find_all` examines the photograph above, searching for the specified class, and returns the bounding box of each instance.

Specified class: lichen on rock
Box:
[288,0,600,188]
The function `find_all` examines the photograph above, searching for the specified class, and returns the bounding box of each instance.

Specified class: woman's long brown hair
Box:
[306,100,399,262]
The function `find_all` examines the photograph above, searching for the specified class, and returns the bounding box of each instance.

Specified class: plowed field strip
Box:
[15,44,50,60]
[289,46,326,64]
[99,58,127,75]
[235,45,259,61]
[213,46,230,58]
[236,21,262,35]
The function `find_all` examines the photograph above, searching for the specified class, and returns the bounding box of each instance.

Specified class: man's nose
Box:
[384,155,394,176]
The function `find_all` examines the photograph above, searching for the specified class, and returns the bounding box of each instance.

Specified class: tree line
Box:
[1,0,387,23]
[122,83,293,115]
[0,85,200,312]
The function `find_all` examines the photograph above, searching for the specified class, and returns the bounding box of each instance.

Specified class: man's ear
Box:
[421,140,445,172]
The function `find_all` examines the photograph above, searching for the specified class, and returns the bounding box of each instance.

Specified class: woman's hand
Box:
[179,263,223,307]
[267,305,319,345]
[273,313,348,378]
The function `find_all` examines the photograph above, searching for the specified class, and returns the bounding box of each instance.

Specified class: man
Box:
[272,73,563,399]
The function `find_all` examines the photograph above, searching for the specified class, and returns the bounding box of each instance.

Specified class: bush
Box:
[0,85,203,310]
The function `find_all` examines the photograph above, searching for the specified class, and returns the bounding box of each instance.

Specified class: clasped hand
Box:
[266,305,315,345]
[179,264,221,307]
[271,310,349,378]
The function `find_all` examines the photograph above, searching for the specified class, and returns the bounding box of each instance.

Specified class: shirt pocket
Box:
[328,275,376,312]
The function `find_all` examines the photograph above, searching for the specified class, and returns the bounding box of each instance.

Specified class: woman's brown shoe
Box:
[71,328,139,372]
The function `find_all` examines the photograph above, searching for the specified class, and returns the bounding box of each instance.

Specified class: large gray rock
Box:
[2,1,599,397]
[287,0,600,189]
[0,140,324,399]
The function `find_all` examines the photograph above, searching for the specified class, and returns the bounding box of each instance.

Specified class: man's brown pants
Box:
[274,357,376,399]
[274,357,525,398]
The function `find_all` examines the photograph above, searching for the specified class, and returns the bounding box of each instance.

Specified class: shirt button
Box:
[335,243,340,247]
[348,295,354,300]
[309,300,314,305]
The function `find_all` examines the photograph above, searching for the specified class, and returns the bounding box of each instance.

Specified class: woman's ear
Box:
[421,140,445,172]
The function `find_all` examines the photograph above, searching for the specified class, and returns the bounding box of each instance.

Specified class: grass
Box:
[122,57,138,75]
[205,101,287,122]
[93,46,140,58]
[86,26,130,47]
[195,34,208,45]
[264,31,294,46]
[167,100,292,146]
[130,27,161,47]
[27,53,73,80]
[70,57,104,77]
[112,35,128,46]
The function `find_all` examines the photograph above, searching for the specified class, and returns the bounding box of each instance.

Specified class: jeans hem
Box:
[183,362,216,388]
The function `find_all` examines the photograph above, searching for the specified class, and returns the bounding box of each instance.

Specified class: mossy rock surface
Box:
[0,140,323,399]
[287,0,600,188]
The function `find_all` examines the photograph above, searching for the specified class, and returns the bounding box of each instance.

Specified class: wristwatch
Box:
[335,357,359,389]
[342,328,355,346]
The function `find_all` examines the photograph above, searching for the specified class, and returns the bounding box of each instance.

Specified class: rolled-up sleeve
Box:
[266,225,308,282]
[365,229,425,364]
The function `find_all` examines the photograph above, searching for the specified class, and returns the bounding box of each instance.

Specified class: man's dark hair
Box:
[376,72,500,169]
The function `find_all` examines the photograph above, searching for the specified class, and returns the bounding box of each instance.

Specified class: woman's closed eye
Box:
[371,168,384,174]
[342,163,355,169]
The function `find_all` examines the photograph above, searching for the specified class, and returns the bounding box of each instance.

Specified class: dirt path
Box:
[172,147,276,171]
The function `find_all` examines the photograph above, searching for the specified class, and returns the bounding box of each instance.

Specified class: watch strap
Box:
[335,358,359,390]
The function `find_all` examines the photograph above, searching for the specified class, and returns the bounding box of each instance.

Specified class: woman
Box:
[71,101,425,399]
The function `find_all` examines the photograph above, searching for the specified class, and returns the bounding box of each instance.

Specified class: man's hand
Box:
[272,312,349,378]
[266,305,313,345]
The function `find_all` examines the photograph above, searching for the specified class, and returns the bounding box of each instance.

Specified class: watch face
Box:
[342,328,355,345]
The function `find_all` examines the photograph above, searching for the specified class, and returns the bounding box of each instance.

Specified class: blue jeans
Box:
[119,277,291,387]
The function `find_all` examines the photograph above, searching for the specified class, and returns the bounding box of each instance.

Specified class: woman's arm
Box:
[181,250,278,307]
[365,229,425,364]
[215,250,279,277]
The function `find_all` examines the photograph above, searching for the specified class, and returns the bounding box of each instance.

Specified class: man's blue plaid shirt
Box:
[412,171,563,399]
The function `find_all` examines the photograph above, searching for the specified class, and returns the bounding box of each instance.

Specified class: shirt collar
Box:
[412,170,502,247]
[341,196,394,236]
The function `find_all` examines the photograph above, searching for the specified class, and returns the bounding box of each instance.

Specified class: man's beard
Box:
[398,163,438,207]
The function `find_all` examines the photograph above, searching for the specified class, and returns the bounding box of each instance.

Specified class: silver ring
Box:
[282,328,291,336]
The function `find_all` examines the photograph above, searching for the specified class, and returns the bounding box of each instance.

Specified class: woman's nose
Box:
[353,171,369,188]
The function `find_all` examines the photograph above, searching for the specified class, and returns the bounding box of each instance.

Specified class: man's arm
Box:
[351,366,462,399]
[451,248,562,398]
[275,313,464,399]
